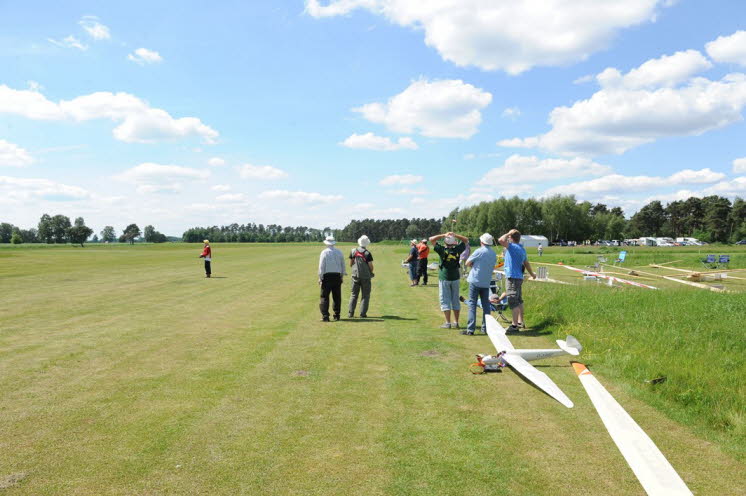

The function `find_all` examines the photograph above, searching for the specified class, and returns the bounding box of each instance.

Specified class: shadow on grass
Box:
[339,318,384,322]
[380,315,417,321]
[208,276,229,279]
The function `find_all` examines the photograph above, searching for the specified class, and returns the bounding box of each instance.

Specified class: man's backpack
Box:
[350,248,372,279]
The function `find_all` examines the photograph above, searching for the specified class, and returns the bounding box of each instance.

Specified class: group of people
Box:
[315,229,536,334]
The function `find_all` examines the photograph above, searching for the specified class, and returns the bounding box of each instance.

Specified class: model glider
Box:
[561,265,658,289]
[471,315,581,408]
[572,363,692,495]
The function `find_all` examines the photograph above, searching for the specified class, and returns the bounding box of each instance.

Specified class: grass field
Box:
[1,243,745,495]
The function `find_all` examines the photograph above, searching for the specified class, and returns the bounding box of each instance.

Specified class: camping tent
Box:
[520,235,549,248]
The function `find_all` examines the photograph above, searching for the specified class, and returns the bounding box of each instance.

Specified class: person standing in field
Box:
[459,240,471,276]
[430,232,469,329]
[198,239,212,278]
[464,233,497,335]
[404,239,419,286]
[497,229,537,332]
[318,235,346,322]
[416,238,430,286]
[348,235,374,318]
[537,242,543,257]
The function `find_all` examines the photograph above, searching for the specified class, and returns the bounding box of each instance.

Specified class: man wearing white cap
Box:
[464,233,497,335]
[318,235,346,322]
[429,231,469,328]
[404,239,419,286]
[348,235,375,318]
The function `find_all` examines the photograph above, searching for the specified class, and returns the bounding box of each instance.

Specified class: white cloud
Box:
[258,190,343,205]
[306,0,669,74]
[79,16,111,40]
[340,132,418,151]
[211,184,231,191]
[0,140,34,167]
[733,158,746,173]
[706,31,746,66]
[0,85,218,144]
[128,48,163,65]
[354,78,492,138]
[115,162,210,194]
[208,157,226,167]
[411,197,426,205]
[393,188,427,195]
[502,107,521,119]
[379,174,423,186]
[478,155,612,186]
[703,177,746,196]
[501,71,746,156]
[215,193,247,202]
[236,163,288,180]
[542,168,725,196]
[48,35,88,51]
[0,175,92,202]
[596,50,712,89]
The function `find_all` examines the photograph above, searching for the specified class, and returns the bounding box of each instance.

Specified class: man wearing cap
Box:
[415,238,430,286]
[198,239,212,278]
[318,235,346,322]
[464,233,497,335]
[497,229,536,332]
[348,235,374,318]
[430,232,469,329]
[404,239,419,286]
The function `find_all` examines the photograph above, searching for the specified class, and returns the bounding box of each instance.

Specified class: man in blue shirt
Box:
[463,233,497,335]
[497,229,536,332]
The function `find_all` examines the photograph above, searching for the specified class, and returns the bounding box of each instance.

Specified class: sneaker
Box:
[321,317,330,322]
[440,322,451,329]
[348,313,354,318]
[506,325,519,333]
[459,296,466,302]
[332,315,340,322]
[360,314,367,318]
[460,330,474,336]
[452,323,460,329]
[517,322,526,329]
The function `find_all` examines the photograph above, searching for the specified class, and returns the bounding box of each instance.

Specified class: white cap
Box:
[480,233,494,245]
[323,235,336,246]
[410,239,418,245]
[444,235,457,245]
[421,238,427,243]
[358,235,370,247]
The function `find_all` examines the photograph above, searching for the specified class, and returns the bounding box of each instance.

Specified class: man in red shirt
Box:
[415,238,430,286]
[198,239,212,278]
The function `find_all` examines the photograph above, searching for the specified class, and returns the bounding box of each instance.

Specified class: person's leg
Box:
[449,280,461,327]
[349,277,360,317]
[514,279,525,326]
[421,259,428,285]
[331,275,342,320]
[438,280,451,326]
[360,278,371,317]
[466,283,478,333]
[506,278,521,330]
[205,260,211,277]
[409,263,418,285]
[320,276,332,320]
[479,286,491,332]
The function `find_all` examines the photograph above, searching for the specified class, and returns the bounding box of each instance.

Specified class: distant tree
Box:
[729,198,746,242]
[101,225,116,243]
[50,215,71,243]
[19,228,38,243]
[405,223,420,240]
[144,224,168,243]
[0,222,13,243]
[701,195,731,243]
[609,206,624,218]
[67,217,93,247]
[120,224,141,244]
[629,201,666,237]
[10,230,22,244]
[91,234,99,243]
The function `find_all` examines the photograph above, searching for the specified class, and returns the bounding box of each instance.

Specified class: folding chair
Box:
[700,254,716,269]
[613,250,627,266]
[717,255,730,269]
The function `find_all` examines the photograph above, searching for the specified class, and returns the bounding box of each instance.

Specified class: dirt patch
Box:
[293,370,310,377]
[0,472,27,489]
[419,350,440,357]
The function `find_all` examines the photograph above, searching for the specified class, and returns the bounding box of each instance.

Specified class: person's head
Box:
[323,235,336,247]
[421,238,427,245]
[510,230,521,243]
[479,233,494,246]
[538,242,542,247]
[444,235,457,246]
[410,239,418,246]
[358,235,370,248]
[203,239,209,245]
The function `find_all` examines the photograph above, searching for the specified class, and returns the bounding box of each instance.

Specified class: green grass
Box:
[0,243,744,494]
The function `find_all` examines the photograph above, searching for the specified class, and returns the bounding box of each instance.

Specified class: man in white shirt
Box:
[318,235,346,321]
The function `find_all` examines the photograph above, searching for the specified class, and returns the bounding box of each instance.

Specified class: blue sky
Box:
[2,0,746,235]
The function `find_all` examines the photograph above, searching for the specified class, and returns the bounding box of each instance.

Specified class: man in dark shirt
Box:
[348,235,375,318]
[429,232,468,328]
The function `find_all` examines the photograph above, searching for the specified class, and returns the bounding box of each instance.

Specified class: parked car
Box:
[736,240,746,245]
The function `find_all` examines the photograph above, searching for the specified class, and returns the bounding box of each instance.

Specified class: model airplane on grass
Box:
[470,315,581,408]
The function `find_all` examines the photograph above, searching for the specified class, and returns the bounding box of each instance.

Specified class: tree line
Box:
[182,224,332,243]
[443,194,746,243]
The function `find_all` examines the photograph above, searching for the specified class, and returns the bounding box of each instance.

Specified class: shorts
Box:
[506,278,523,309]
[438,279,461,311]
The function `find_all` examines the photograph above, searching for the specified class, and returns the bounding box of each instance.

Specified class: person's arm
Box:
[465,249,477,268]
[428,233,446,244]
[454,233,468,243]
[368,261,374,274]
[318,252,326,284]
[498,229,516,248]
[524,259,536,279]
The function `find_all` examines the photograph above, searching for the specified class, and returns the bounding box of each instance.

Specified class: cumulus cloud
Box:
[211,184,231,192]
[393,188,427,195]
[236,163,288,180]
[500,53,746,156]
[353,78,492,138]
[478,155,612,186]
[0,175,92,202]
[340,132,418,151]
[48,35,88,50]
[208,157,226,167]
[115,162,210,194]
[703,177,746,196]
[0,85,218,144]
[79,16,111,40]
[215,193,247,202]
[128,48,163,65]
[258,190,343,204]
[379,174,423,186]
[306,0,669,74]
[542,168,725,196]
[502,107,521,119]
[706,31,746,66]
[0,140,34,167]
[734,158,746,173]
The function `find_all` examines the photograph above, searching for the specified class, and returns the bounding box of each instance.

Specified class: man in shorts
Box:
[429,231,468,328]
[497,229,536,332]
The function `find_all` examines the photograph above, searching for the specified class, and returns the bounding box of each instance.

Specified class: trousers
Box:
[416,258,429,284]
[319,272,342,319]
[349,277,371,316]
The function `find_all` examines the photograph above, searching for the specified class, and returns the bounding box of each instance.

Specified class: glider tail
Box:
[557,335,582,356]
